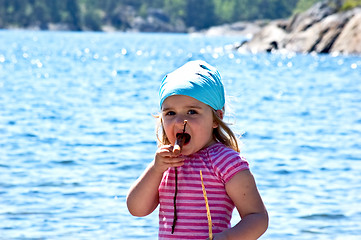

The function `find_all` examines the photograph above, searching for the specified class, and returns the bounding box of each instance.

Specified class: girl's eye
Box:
[165,111,176,116]
[188,109,197,115]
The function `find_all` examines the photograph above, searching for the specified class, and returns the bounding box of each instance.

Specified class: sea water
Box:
[0,30,360,240]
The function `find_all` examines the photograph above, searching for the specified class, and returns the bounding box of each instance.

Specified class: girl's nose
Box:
[175,116,187,127]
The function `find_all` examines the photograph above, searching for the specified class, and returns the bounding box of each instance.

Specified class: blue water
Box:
[0,30,360,240]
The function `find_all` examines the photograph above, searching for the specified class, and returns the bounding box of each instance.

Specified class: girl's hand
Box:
[153,145,185,173]
[127,144,184,217]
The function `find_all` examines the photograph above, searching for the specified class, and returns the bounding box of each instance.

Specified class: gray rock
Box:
[129,9,186,33]
[286,0,337,33]
[237,1,361,55]
[238,21,288,53]
[331,9,361,54]
[284,10,354,53]
[201,21,264,37]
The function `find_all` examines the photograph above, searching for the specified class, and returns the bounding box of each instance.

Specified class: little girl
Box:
[127,60,268,239]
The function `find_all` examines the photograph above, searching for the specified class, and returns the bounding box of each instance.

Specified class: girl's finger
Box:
[167,160,184,168]
[163,156,184,164]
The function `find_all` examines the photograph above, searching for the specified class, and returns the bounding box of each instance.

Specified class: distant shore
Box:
[2,2,360,56]
[235,3,361,55]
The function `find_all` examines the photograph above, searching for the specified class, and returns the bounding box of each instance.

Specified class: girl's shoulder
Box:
[207,142,245,160]
[206,143,249,183]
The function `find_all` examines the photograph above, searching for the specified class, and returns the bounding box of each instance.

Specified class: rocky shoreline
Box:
[198,20,267,38]
[4,1,360,56]
[235,2,361,55]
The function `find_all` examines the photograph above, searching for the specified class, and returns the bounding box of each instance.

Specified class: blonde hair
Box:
[211,110,240,152]
[155,108,240,153]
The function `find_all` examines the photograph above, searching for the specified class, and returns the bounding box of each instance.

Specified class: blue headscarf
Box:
[159,60,225,111]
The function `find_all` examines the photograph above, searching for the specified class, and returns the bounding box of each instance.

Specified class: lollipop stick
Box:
[173,120,187,154]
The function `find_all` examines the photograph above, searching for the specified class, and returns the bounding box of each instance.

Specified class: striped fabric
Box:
[158,142,249,239]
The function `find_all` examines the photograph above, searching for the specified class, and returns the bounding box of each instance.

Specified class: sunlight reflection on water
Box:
[0,30,360,239]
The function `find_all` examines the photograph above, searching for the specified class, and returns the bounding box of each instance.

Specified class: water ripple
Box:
[0,30,360,240]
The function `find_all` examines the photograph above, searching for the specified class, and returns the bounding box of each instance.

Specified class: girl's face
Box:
[161,95,218,155]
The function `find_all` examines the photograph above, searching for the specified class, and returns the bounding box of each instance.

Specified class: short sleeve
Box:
[210,146,249,184]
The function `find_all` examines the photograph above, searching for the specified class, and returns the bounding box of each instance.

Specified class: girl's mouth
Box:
[176,132,191,145]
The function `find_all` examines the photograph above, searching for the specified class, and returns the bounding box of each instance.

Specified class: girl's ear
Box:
[216,110,224,120]
[213,110,224,128]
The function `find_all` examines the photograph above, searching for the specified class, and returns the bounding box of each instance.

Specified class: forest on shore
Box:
[1,0,360,31]
[0,0,332,31]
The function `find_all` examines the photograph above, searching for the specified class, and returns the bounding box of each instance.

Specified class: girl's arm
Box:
[213,170,268,240]
[126,145,184,217]
[126,162,163,217]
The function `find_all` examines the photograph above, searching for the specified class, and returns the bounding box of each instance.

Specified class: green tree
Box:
[340,0,361,10]
[185,0,216,29]
[259,0,298,19]
[48,1,62,23]
[64,0,81,30]
[32,0,51,29]
[1,0,345,31]
[213,0,236,23]
[164,0,186,23]
[232,0,259,21]
[293,0,321,13]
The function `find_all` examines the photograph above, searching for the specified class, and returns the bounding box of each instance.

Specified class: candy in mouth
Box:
[176,132,191,145]
[173,120,189,154]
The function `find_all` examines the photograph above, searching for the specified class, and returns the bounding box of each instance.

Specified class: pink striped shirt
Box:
[158,142,249,239]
